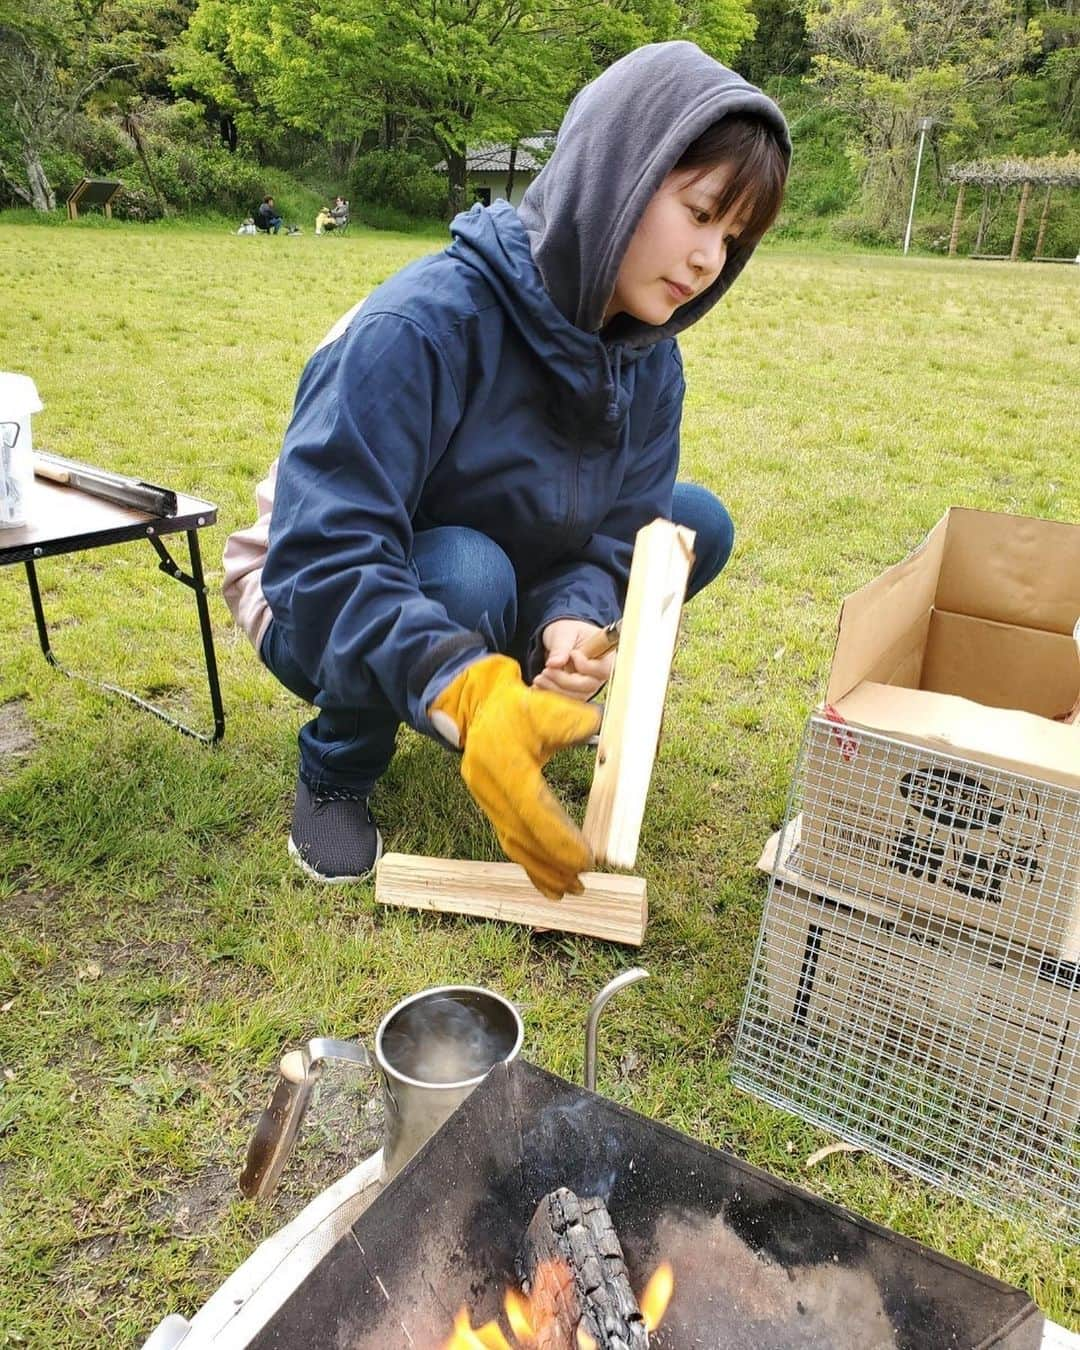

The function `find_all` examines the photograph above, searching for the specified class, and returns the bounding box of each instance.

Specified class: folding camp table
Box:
[0,475,224,743]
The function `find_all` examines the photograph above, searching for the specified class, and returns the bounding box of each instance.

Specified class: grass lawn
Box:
[1,216,1078,1345]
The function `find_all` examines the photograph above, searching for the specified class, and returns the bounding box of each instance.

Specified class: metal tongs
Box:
[34,450,178,516]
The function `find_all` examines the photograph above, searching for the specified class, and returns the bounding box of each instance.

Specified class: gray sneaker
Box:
[287,778,383,883]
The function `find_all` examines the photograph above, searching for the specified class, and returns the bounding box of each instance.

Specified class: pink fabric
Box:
[222,459,277,651]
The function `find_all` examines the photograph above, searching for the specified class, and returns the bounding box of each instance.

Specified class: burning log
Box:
[440,1187,671,1349]
[516,1188,650,1350]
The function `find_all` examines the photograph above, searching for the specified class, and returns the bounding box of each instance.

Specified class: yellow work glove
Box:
[429,654,601,900]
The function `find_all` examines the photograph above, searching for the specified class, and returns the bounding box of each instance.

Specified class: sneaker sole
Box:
[287,830,384,884]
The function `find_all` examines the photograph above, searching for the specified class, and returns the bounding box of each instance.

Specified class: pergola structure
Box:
[945,153,1080,261]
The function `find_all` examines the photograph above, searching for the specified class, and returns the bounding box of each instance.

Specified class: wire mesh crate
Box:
[796,713,1080,959]
[733,713,1080,1244]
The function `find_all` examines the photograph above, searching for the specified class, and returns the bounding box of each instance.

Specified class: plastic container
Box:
[0,372,43,529]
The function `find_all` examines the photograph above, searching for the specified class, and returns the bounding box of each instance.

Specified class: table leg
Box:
[24,558,55,663]
[22,534,225,745]
[151,530,225,744]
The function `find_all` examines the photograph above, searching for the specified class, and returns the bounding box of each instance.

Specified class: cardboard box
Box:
[759,874,1080,1136]
[797,508,1080,959]
[759,817,1075,979]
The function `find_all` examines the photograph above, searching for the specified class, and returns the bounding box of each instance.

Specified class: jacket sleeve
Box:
[261,311,490,734]
[517,344,685,679]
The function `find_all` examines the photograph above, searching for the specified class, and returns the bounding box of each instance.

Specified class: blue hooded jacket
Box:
[261,41,790,740]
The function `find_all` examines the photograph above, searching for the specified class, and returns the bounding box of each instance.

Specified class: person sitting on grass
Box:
[255,196,283,234]
[316,196,349,235]
[223,41,789,897]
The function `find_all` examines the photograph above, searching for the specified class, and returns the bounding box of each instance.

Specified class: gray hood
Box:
[518,41,791,346]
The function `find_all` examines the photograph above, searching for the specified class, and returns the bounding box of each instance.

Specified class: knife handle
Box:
[238,1039,373,1202]
[33,459,71,485]
[580,619,621,661]
[238,1050,318,1202]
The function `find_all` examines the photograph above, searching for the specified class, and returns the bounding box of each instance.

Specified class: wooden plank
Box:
[582,518,695,869]
[375,853,647,946]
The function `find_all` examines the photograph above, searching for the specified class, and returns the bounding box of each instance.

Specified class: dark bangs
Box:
[674,116,788,243]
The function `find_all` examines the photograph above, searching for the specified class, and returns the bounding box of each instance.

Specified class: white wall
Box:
[470,171,536,208]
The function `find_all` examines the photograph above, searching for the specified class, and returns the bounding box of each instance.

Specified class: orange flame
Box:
[640,1262,674,1332]
[444,1308,512,1349]
[504,1289,535,1343]
[441,1260,673,1349]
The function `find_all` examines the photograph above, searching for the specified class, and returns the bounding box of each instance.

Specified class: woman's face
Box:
[604,164,746,327]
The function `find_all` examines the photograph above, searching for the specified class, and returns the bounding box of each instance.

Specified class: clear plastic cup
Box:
[0,373,43,530]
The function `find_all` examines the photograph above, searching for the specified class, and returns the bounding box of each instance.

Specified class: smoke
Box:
[524,1098,621,1202]
[381,996,517,1086]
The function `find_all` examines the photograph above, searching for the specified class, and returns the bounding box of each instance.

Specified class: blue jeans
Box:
[261,482,734,792]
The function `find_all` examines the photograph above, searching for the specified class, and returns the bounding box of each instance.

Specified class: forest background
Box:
[1,0,1079,256]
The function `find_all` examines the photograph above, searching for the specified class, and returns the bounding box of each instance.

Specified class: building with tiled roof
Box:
[434,135,555,207]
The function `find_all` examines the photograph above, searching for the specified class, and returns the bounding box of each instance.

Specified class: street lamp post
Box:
[903,116,935,256]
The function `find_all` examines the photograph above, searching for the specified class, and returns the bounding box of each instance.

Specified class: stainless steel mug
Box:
[239,973,645,1201]
[375,985,523,1179]
[239,984,523,1198]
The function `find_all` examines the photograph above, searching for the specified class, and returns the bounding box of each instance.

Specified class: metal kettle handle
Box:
[584,968,649,1092]
[238,1039,371,1202]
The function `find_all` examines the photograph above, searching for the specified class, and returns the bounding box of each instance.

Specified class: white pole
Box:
[903,119,933,256]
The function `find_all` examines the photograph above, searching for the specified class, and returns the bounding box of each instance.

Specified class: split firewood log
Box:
[516,1188,649,1350]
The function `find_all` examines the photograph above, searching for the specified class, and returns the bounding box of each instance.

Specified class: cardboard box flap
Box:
[937,507,1080,637]
[826,514,948,705]
[832,681,1080,790]
[922,611,1080,719]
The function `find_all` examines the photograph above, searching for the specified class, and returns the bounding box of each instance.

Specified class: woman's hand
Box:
[533,619,615,700]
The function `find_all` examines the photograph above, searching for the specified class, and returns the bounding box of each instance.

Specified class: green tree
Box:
[738,0,808,86]
[1,1,114,207]
[364,0,581,215]
[178,0,586,213]
[805,0,1040,232]
[176,0,758,217]
[1021,1,1080,145]
[375,0,757,212]
[0,0,181,209]
[171,0,294,153]
[680,0,758,59]
[173,0,379,156]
